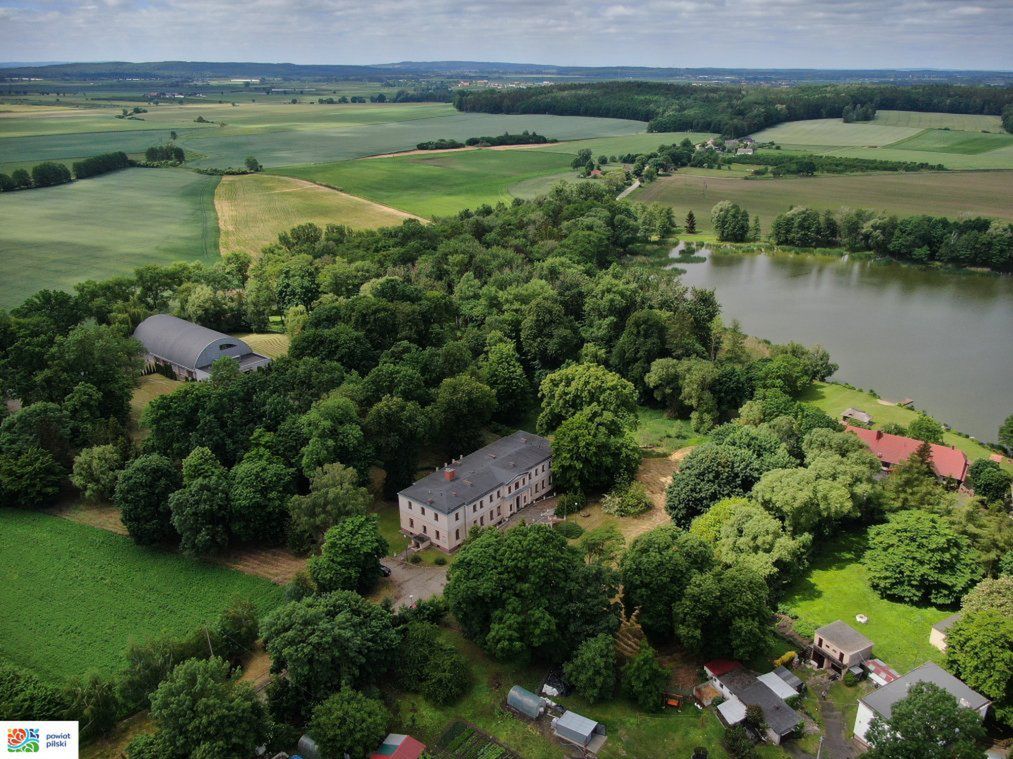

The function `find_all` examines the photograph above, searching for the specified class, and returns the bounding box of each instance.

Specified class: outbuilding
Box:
[133,314,271,380]
[506,685,545,719]
[552,711,607,755]
[930,613,962,652]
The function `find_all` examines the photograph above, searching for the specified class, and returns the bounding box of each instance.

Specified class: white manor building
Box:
[397,431,553,552]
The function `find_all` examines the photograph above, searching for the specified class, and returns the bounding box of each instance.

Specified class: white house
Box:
[397,431,553,552]
[854,662,990,746]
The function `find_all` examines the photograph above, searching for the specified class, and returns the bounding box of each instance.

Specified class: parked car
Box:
[379,563,392,577]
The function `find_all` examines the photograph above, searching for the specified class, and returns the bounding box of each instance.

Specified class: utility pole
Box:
[816,735,823,759]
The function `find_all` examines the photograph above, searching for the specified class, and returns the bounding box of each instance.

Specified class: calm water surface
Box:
[674,248,1013,442]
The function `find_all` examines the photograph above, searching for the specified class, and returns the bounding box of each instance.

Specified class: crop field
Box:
[886,128,1013,155]
[633,169,1013,229]
[215,173,416,255]
[781,530,948,674]
[750,119,922,148]
[871,110,1004,131]
[0,168,219,309]
[0,510,285,682]
[230,331,291,358]
[277,149,577,217]
[1,102,645,170]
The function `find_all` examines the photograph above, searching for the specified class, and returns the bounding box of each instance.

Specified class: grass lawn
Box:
[0,510,285,683]
[373,499,410,556]
[129,374,183,437]
[780,530,949,674]
[0,168,219,309]
[632,169,1013,232]
[397,627,791,759]
[635,407,709,454]
[275,149,577,218]
[230,331,291,358]
[215,173,416,256]
[800,382,1009,471]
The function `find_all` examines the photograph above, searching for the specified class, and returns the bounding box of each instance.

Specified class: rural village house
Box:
[854,662,990,746]
[810,620,873,675]
[844,425,970,485]
[703,660,803,746]
[133,314,271,381]
[398,431,553,552]
[929,613,963,652]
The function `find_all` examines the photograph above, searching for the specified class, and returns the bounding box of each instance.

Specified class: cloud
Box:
[0,0,1010,69]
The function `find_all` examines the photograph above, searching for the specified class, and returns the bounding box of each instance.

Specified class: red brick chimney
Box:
[444,468,456,481]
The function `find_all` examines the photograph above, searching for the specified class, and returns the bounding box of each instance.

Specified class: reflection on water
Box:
[674,249,1013,442]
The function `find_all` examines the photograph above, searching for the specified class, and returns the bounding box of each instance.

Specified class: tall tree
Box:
[287,462,372,554]
[309,688,390,759]
[674,565,771,661]
[115,454,181,545]
[309,515,388,594]
[364,395,427,499]
[168,447,232,555]
[864,682,985,759]
[432,374,496,456]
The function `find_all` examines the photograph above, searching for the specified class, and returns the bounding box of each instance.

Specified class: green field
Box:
[276,149,578,217]
[215,173,415,255]
[751,118,922,148]
[887,128,1013,155]
[800,382,1010,471]
[0,510,285,682]
[632,169,1013,230]
[781,531,948,674]
[871,110,1004,131]
[0,102,646,170]
[0,168,219,308]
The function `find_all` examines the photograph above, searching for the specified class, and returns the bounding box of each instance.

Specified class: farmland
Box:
[0,509,285,683]
[0,168,219,309]
[632,169,1013,231]
[215,173,417,255]
[277,149,579,218]
[0,102,646,171]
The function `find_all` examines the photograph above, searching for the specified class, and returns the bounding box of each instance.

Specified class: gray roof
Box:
[556,710,599,739]
[774,665,804,691]
[398,431,551,514]
[932,613,962,633]
[720,669,801,736]
[815,620,873,653]
[860,662,990,720]
[134,314,252,371]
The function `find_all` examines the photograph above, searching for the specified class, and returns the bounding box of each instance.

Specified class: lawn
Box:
[276,149,577,218]
[230,331,291,358]
[632,169,1013,231]
[800,382,1009,471]
[780,530,949,674]
[0,168,219,308]
[635,407,709,454]
[396,627,792,759]
[0,510,285,683]
[215,173,417,256]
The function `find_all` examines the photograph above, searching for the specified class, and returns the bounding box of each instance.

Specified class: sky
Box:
[1,0,1011,71]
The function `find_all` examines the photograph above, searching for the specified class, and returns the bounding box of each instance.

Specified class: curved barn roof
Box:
[134,314,249,371]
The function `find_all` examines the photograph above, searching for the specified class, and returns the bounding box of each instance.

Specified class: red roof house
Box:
[370,733,426,759]
[844,425,969,483]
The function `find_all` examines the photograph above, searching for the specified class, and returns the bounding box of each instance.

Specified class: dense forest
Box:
[453,82,1013,137]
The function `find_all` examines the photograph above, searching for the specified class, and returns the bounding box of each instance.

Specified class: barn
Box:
[133,314,271,381]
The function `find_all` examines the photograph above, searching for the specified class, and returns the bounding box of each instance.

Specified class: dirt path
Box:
[819,699,861,759]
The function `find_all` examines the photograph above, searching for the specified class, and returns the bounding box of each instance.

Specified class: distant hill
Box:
[2,60,1011,85]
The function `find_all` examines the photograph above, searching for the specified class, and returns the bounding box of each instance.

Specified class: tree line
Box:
[416,130,555,150]
[454,81,1013,137]
[727,152,946,175]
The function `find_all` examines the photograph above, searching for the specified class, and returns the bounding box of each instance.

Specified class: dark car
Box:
[379,563,392,577]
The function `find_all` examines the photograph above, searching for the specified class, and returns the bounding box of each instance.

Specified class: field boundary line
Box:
[284,177,429,222]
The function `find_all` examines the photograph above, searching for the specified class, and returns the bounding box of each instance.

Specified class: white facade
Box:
[854,702,876,744]
[399,459,552,552]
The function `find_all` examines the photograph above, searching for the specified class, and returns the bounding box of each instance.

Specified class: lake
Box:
[673,248,1013,442]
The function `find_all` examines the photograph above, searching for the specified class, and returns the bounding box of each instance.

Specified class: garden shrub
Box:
[555,521,585,539]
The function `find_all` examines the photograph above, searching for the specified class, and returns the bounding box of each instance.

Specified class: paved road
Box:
[385,557,448,608]
[616,180,641,200]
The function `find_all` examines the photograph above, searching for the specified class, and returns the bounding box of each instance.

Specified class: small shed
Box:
[758,671,799,701]
[930,613,962,652]
[370,733,426,759]
[842,408,873,425]
[717,696,747,726]
[773,665,804,692]
[296,735,320,759]
[863,658,900,687]
[507,685,544,719]
[552,711,606,754]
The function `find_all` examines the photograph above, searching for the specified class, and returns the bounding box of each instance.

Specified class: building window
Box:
[838,652,844,663]
[497,489,501,497]
[455,512,460,522]
[435,530,440,540]
[480,516,484,526]
[421,507,426,517]
[422,525,427,535]
[817,637,823,648]
[433,513,438,522]
[497,506,501,516]
[472,504,476,513]
[408,503,412,511]
[455,529,460,540]
[409,518,414,528]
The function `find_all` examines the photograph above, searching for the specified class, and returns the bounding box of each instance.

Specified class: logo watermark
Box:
[1,724,77,757]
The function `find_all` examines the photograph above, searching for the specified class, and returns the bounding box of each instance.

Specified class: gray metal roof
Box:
[773,665,803,691]
[134,314,252,371]
[815,620,873,653]
[860,662,990,720]
[556,710,599,739]
[932,613,962,633]
[398,431,551,514]
[717,669,802,736]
